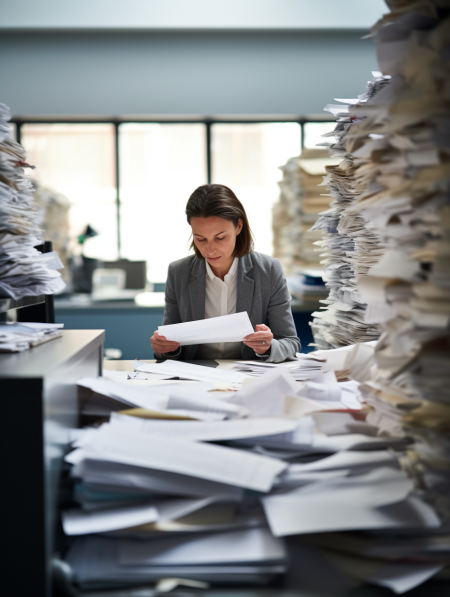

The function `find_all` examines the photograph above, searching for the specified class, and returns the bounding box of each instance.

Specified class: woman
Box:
[151,184,301,362]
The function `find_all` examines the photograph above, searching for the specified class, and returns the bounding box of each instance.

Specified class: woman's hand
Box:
[243,324,273,355]
[150,331,180,354]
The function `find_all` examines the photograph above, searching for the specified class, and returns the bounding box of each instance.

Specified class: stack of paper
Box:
[77,376,246,420]
[232,354,326,380]
[273,150,339,275]
[296,2,450,592]
[338,3,450,531]
[0,104,65,299]
[0,321,63,352]
[63,414,290,588]
[65,365,443,592]
[309,79,389,349]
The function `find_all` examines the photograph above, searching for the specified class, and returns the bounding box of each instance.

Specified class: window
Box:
[8,122,16,140]
[119,123,207,282]
[303,121,335,150]
[18,120,334,283]
[21,124,117,261]
[211,123,301,256]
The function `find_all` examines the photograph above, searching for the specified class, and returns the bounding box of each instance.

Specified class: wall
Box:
[2,31,377,117]
[1,0,386,31]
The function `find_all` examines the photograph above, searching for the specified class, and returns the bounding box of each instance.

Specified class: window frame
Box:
[13,117,333,259]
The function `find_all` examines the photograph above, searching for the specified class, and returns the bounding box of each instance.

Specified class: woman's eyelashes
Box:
[197,237,225,243]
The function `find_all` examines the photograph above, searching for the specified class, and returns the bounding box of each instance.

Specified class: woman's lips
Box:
[207,256,221,262]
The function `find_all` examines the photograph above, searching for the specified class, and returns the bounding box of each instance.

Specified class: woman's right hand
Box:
[150,331,180,354]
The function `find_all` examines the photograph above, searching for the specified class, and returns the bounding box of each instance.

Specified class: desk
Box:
[103,359,229,371]
[55,297,316,360]
[0,329,105,596]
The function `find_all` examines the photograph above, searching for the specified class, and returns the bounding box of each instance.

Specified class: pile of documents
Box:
[309,77,389,349]
[63,352,447,592]
[0,103,65,299]
[0,321,63,352]
[344,2,450,528]
[31,180,71,283]
[273,150,337,276]
[306,1,450,591]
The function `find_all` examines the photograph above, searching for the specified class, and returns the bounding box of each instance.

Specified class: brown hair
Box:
[186,184,254,259]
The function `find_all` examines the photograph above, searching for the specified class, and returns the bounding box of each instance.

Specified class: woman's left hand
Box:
[243,324,273,355]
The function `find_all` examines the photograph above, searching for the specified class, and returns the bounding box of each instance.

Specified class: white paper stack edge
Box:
[273,150,334,275]
[0,103,65,299]
[309,76,388,349]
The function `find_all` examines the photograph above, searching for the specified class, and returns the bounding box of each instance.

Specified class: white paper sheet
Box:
[368,562,444,594]
[78,460,244,499]
[72,425,287,493]
[286,450,397,473]
[78,377,243,418]
[109,413,298,442]
[155,496,229,522]
[102,370,130,382]
[229,369,300,417]
[119,527,285,566]
[62,503,159,535]
[298,381,341,402]
[158,312,254,346]
[262,469,439,537]
[135,360,245,384]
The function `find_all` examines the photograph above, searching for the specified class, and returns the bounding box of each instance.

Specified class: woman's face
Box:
[191,216,243,268]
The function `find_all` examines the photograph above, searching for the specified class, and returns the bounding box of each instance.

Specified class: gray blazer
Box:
[155,251,301,363]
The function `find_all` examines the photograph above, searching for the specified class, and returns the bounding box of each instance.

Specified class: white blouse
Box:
[196,257,242,360]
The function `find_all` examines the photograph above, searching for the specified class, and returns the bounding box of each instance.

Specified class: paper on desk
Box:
[298,381,341,402]
[229,368,300,417]
[78,377,243,418]
[368,562,444,594]
[135,359,245,384]
[62,503,159,535]
[155,496,231,522]
[72,425,287,492]
[314,342,376,383]
[76,459,244,499]
[102,370,130,382]
[118,408,226,422]
[158,312,254,346]
[109,412,298,442]
[262,468,439,536]
[119,527,285,566]
[287,450,397,473]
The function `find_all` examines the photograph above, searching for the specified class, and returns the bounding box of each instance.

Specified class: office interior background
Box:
[4,2,450,596]
[2,0,384,357]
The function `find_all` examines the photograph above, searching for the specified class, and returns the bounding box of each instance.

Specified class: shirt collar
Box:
[205,257,238,280]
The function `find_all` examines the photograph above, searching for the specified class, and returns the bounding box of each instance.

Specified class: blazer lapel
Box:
[188,258,206,321]
[236,253,254,316]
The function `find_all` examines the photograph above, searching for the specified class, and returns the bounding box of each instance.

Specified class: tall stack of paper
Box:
[31,180,71,283]
[273,150,337,276]
[344,2,450,525]
[0,103,65,299]
[309,78,389,349]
